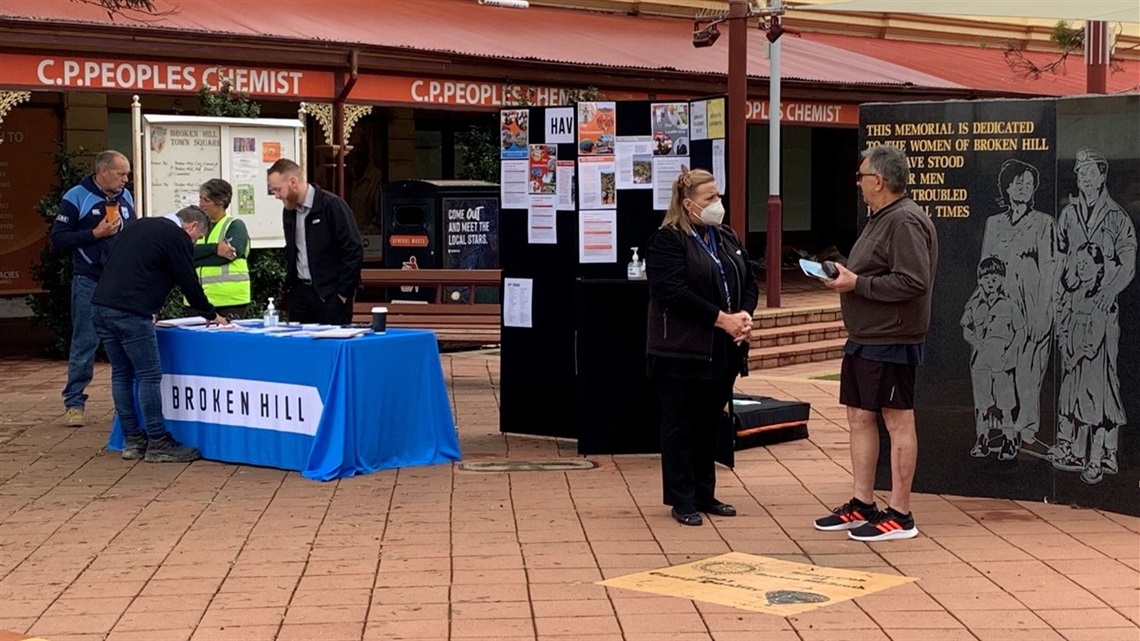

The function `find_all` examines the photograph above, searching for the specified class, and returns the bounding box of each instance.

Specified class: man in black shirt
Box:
[268,158,363,325]
[92,206,230,463]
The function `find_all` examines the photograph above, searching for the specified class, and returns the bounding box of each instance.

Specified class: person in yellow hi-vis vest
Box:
[188,179,251,319]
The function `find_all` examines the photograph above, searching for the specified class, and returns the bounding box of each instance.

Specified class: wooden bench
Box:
[352,269,501,345]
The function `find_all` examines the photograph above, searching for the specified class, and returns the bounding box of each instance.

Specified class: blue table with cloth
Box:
[108,327,461,480]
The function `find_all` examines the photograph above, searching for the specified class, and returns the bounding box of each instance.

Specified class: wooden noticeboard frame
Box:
[134,110,306,249]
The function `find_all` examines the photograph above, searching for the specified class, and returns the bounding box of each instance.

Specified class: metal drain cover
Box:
[459,460,598,472]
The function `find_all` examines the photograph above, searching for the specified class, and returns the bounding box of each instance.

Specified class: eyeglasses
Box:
[854,172,879,180]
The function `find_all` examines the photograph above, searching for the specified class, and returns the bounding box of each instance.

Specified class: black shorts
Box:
[839,353,916,411]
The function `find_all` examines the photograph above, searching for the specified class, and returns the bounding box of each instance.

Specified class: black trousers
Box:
[656,374,736,510]
[289,282,353,325]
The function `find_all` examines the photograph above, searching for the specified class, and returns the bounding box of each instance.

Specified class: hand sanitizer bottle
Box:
[264,297,278,327]
[628,247,647,280]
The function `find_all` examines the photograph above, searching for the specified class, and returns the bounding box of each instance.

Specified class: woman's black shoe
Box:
[671,507,703,526]
[697,502,737,517]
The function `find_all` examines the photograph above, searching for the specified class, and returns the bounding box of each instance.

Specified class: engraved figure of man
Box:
[1052,147,1136,482]
[978,159,1057,459]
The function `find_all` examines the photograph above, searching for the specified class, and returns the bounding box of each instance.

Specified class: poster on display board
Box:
[577,101,616,156]
[501,109,529,159]
[650,102,690,156]
[141,114,303,248]
[528,144,558,194]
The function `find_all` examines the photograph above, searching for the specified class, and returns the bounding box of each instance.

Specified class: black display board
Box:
[500,98,729,454]
[860,95,1139,516]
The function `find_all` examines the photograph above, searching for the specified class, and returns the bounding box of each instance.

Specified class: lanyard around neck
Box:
[692,229,731,308]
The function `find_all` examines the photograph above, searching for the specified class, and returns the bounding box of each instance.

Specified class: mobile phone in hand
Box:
[799,259,835,281]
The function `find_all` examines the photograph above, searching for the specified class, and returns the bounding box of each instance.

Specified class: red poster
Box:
[0,107,61,294]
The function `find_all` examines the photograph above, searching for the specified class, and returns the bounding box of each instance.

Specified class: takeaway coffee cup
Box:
[371,307,388,333]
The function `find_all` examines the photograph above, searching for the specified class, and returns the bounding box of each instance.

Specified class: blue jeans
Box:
[91,304,167,440]
[62,274,99,409]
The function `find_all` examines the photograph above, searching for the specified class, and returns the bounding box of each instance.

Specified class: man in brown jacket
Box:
[814,144,939,542]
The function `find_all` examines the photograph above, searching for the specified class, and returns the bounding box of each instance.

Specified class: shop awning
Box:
[797,0,1140,24]
[802,33,1140,95]
[1,0,960,90]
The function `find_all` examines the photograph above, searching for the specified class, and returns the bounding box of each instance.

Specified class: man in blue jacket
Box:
[50,150,134,427]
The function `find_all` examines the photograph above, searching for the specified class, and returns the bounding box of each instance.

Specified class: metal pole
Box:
[727,0,748,242]
[1086,21,1109,94]
[765,1,783,308]
[131,95,144,216]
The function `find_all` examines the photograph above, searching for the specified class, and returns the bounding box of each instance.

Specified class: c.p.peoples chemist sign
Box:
[0,53,334,99]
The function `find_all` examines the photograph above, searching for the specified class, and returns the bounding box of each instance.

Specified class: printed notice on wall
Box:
[500,160,529,209]
[579,210,617,264]
[616,136,653,190]
[578,156,617,209]
[691,100,708,141]
[652,156,687,210]
[556,160,576,211]
[528,194,557,244]
[707,98,726,139]
[545,107,575,144]
[147,124,222,216]
[712,139,726,195]
[504,278,534,328]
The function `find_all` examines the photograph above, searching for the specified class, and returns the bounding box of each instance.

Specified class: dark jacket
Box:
[841,196,939,345]
[282,185,364,300]
[92,216,215,319]
[50,174,135,281]
[646,224,759,370]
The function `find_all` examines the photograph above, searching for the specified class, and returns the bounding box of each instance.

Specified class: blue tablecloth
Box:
[109,327,460,480]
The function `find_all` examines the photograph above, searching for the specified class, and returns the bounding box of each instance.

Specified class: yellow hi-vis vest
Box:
[192,215,250,307]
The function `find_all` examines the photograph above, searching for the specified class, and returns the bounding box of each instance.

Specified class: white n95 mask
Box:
[699,200,725,226]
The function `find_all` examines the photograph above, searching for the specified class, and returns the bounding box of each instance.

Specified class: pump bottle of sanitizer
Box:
[628,247,647,280]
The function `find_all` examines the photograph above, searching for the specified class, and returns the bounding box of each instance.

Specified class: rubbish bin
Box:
[380,180,499,303]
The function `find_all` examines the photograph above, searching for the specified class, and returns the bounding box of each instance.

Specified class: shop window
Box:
[415,130,444,179]
[747,124,812,233]
[107,112,132,159]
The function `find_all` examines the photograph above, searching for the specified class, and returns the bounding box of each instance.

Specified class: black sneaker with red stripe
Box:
[848,507,918,541]
[813,498,879,531]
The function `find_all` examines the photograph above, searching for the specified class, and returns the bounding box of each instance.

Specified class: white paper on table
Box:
[528,194,557,244]
[503,277,533,329]
[556,161,576,211]
[712,138,726,196]
[312,327,367,339]
[652,156,688,210]
[578,210,617,264]
[156,316,208,327]
[500,160,529,209]
[544,107,575,144]
[577,156,617,210]
[615,135,653,190]
[691,100,708,141]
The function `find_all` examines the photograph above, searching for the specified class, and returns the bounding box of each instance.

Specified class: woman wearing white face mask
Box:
[645,167,759,526]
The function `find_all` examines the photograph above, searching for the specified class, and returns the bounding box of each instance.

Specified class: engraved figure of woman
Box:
[977,159,1057,458]
[1054,243,1121,484]
[1051,148,1136,482]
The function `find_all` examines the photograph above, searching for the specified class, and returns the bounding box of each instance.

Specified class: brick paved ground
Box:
[1,352,1137,641]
